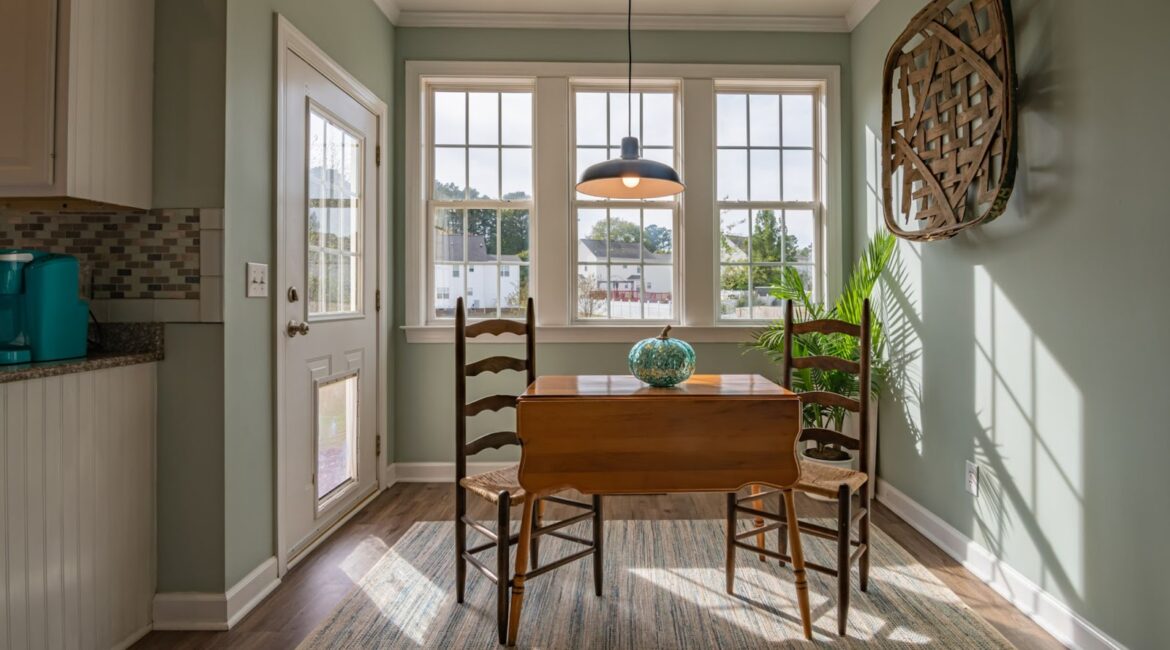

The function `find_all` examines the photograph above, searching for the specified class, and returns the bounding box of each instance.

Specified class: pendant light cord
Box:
[627,0,632,138]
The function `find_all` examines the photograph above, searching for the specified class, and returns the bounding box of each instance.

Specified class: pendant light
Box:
[575,0,685,199]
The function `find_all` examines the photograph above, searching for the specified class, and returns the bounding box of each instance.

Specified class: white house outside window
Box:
[428,87,533,319]
[573,87,678,321]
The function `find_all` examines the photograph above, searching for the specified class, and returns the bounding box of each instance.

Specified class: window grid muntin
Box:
[571,85,680,323]
[426,85,534,321]
[307,104,364,320]
[716,89,823,322]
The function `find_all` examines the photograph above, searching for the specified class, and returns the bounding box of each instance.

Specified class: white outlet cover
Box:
[246,262,269,298]
[965,461,979,497]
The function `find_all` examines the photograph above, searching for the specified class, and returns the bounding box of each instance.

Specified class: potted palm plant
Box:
[748,232,895,471]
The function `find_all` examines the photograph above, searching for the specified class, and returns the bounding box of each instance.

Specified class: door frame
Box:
[273,14,390,576]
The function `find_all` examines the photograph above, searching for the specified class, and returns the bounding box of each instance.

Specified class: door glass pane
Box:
[316,373,358,501]
[308,108,362,318]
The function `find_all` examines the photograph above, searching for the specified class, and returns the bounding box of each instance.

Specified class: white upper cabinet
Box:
[0,0,155,209]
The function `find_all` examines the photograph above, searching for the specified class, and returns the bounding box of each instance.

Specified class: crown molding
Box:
[395,11,851,33]
[845,0,882,29]
[372,0,400,24]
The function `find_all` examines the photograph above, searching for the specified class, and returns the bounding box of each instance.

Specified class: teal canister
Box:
[628,325,696,388]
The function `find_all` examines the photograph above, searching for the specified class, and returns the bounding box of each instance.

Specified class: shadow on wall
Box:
[860,0,1170,645]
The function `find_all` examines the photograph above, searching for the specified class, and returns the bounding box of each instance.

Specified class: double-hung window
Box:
[572,86,678,321]
[407,63,839,341]
[716,89,822,321]
[428,86,534,319]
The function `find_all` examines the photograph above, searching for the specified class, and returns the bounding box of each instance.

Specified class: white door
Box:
[281,51,379,564]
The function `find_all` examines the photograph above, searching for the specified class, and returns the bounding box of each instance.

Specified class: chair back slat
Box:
[466,319,527,338]
[800,391,861,413]
[465,430,520,455]
[781,299,874,482]
[802,428,861,451]
[465,394,518,417]
[790,319,861,337]
[455,297,537,482]
[466,356,527,377]
[790,356,860,374]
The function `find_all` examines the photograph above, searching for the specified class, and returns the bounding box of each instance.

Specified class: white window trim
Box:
[405,60,842,343]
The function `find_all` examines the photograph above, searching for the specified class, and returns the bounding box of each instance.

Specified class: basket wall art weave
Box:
[881,0,1018,242]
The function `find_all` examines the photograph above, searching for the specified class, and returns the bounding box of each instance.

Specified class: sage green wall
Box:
[152,0,226,208]
[151,0,229,593]
[156,324,225,592]
[222,0,394,586]
[852,1,1170,647]
[392,28,852,462]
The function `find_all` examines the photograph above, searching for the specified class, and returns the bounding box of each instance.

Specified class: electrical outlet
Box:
[965,461,980,497]
[246,262,269,298]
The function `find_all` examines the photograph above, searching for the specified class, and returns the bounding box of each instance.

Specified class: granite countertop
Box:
[0,322,164,384]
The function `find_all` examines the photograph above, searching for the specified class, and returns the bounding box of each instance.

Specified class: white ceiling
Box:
[374,0,881,32]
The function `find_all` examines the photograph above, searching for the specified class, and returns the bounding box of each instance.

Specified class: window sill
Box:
[401,324,766,344]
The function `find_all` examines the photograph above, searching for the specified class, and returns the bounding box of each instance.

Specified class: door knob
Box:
[286,320,310,337]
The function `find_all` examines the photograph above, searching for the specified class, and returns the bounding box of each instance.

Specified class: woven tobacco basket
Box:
[881,0,1018,242]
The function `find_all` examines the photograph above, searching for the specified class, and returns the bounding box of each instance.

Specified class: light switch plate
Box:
[246,262,269,298]
[965,461,980,497]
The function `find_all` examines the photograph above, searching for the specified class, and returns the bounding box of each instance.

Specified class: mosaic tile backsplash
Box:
[0,206,208,300]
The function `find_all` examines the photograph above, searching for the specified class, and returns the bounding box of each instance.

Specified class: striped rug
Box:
[300,519,1013,648]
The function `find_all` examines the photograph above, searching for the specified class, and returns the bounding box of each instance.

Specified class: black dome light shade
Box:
[576,136,685,199]
[574,0,684,200]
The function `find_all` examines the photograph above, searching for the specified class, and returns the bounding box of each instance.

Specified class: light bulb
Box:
[621,176,641,189]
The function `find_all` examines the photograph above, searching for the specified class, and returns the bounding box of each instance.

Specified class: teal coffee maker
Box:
[0,250,89,364]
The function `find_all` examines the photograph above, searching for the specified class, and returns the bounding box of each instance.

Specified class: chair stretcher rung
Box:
[461,515,498,542]
[541,495,593,510]
[463,552,499,583]
[851,507,868,526]
[849,543,868,565]
[735,522,785,540]
[532,511,593,538]
[526,547,595,580]
[734,504,784,523]
[546,530,593,547]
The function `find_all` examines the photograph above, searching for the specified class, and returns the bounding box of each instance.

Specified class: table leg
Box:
[783,489,812,640]
[506,493,537,647]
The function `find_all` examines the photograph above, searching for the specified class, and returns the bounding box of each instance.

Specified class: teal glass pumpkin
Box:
[628,325,696,387]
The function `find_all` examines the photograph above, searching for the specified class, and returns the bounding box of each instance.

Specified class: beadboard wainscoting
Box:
[1,363,158,649]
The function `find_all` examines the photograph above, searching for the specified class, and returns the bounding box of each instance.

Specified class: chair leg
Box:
[496,492,511,645]
[859,483,871,593]
[725,492,737,594]
[592,494,604,596]
[455,485,467,604]
[530,498,543,571]
[837,485,852,636]
[776,490,788,567]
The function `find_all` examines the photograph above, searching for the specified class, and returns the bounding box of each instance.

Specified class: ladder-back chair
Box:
[733,298,873,636]
[454,297,603,644]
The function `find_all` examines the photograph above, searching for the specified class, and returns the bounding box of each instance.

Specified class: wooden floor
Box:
[135,484,1064,649]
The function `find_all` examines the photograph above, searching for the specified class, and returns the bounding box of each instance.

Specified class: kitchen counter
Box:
[0,322,164,383]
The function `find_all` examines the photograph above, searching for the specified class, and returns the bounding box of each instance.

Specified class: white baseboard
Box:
[876,479,1124,650]
[152,557,280,631]
[391,461,515,482]
[111,623,153,650]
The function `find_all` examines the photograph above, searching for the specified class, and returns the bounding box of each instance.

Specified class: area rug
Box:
[299,519,1013,648]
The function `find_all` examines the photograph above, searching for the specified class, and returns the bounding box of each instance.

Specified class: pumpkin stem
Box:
[657,324,672,340]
